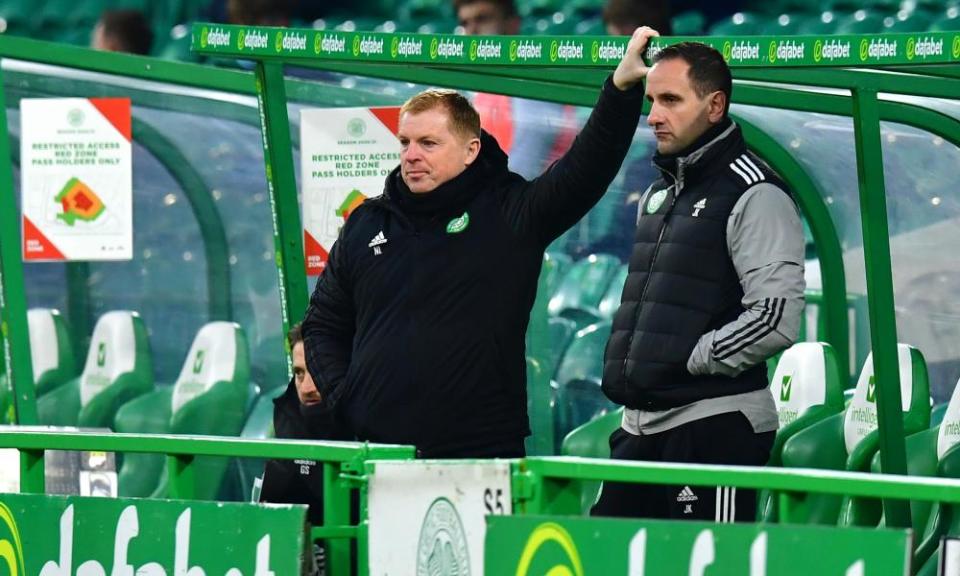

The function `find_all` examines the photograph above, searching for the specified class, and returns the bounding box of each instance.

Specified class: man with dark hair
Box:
[454,0,520,35]
[593,42,804,521]
[603,0,673,36]
[302,29,660,459]
[91,10,154,55]
[260,322,351,522]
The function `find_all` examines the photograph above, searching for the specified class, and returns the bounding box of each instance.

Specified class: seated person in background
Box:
[260,322,352,522]
[91,10,154,55]
[260,323,352,575]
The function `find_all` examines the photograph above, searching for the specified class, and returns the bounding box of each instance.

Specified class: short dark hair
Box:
[602,0,672,36]
[287,322,303,349]
[453,0,518,18]
[653,42,732,115]
[97,10,154,55]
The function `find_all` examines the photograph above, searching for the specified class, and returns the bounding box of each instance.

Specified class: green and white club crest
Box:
[416,497,470,575]
[646,189,668,214]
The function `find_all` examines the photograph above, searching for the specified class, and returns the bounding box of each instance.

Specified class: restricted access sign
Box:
[300,106,400,275]
[20,98,133,261]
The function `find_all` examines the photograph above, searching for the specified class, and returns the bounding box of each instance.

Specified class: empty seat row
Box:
[0,308,254,499]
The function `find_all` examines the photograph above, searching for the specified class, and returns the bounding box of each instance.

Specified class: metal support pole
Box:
[850,87,910,528]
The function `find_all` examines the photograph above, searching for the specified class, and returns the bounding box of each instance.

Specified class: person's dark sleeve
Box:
[503,76,645,246]
[259,458,295,504]
[301,227,356,406]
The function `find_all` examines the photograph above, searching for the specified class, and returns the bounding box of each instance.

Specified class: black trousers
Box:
[591,411,775,522]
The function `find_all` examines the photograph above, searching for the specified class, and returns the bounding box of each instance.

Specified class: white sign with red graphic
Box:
[300,106,400,275]
[20,98,133,261]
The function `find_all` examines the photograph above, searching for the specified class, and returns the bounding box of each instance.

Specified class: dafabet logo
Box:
[516,522,583,576]
[0,503,25,576]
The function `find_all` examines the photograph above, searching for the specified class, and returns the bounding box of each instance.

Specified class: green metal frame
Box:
[515,456,960,522]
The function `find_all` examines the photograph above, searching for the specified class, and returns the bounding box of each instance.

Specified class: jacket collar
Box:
[652,119,744,187]
[372,129,509,216]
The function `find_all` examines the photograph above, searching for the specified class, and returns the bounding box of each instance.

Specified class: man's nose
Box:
[647,105,662,127]
[403,145,422,162]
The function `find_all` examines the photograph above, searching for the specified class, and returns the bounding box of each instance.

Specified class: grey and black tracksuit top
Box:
[603,119,805,434]
[302,77,644,457]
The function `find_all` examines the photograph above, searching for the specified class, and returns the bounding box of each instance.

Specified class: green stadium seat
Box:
[156,24,196,62]
[116,321,251,498]
[0,308,77,423]
[547,254,621,318]
[114,386,173,497]
[930,8,960,31]
[398,0,454,23]
[833,10,887,33]
[542,316,577,377]
[542,252,573,300]
[671,10,706,34]
[573,18,604,35]
[835,378,959,574]
[554,320,611,387]
[555,377,616,444]
[527,252,573,376]
[561,407,623,513]
[913,378,960,573]
[334,18,384,32]
[518,0,564,19]
[759,342,845,521]
[37,311,153,429]
[883,10,934,31]
[780,344,930,525]
[233,386,287,501]
[796,11,841,33]
[597,264,627,320]
[707,12,763,35]
[759,13,804,34]
[554,321,614,439]
[563,0,603,20]
[413,19,457,34]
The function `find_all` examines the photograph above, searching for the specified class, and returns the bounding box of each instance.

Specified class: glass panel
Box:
[879,121,960,402]
[732,104,869,381]
[3,60,274,496]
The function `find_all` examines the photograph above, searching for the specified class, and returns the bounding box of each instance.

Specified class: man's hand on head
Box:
[613,26,660,91]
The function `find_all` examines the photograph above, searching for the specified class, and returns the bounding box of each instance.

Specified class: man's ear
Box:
[708,90,727,123]
[464,137,481,166]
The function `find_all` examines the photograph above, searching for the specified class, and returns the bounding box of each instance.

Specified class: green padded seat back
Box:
[171,321,249,416]
[843,344,930,459]
[937,379,960,460]
[913,377,960,574]
[39,311,152,428]
[555,321,612,387]
[28,308,77,395]
[780,344,929,525]
[561,408,624,514]
[543,316,576,377]
[759,343,844,521]
[547,254,621,316]
[159,322,251,500]
[597,264,628,320]
[772,342,845,430]
[79,311,152,410]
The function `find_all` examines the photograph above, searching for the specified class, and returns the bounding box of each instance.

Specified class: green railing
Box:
[0,429,414,576]
[516,455,960,518]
